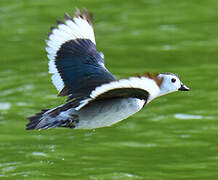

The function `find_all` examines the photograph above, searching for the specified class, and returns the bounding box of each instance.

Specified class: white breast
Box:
[76,98,145,129]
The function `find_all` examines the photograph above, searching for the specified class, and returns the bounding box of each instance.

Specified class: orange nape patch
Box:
[133,72,163,87]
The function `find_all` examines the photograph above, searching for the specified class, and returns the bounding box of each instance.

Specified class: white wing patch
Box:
[45,10,96,92]
[51,73,64,92]
[75,76,161,110]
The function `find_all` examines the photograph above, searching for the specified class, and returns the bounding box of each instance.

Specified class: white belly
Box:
[76,98,145,129]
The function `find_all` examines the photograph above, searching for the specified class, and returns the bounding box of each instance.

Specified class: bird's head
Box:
[157,73,189,96]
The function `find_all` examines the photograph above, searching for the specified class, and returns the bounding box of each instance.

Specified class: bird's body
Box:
[26,8,189,130]
[77,98,144,129]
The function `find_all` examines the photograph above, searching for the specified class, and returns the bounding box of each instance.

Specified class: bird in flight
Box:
[26,8,189,130]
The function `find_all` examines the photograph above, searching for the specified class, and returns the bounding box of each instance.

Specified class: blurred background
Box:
[1,0,218,179]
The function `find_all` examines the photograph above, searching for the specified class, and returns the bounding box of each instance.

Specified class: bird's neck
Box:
[157,87,174,97]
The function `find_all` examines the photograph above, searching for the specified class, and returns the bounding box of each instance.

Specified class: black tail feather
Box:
[26,109,50,130]
[34,116,77,130]
[26,102,79,130]
[26,99,82,130]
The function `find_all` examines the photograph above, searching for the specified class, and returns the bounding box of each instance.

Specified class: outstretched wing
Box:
[75,75,162,110]
[46,8,116,99]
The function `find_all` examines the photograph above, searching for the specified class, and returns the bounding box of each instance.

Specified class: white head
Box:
[157,73,189,96]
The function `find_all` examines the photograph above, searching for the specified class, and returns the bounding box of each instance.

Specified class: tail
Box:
[26,105,78,130]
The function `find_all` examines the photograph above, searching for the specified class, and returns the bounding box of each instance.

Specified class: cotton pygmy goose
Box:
[26,8,189,130]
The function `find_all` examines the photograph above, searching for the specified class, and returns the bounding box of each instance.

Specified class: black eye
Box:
[171,78,176,83]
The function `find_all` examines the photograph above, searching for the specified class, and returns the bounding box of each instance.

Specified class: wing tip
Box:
[74,8,80,18]
[47,8,94,40]
[74,8,93,27]
[64,13,71,20]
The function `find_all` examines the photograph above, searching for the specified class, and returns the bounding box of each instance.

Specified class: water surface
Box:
[1,0,218,179]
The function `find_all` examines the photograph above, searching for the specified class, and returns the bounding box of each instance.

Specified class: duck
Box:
[26,8,189,130]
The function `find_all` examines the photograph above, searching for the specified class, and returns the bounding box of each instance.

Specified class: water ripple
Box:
[174,113,203,120]
[0,102,11,110]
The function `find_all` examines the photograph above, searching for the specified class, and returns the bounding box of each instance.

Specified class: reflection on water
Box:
[31,152,48,157]
[174,113,203,120]
[0,102,11,110]
[89,172,143,180]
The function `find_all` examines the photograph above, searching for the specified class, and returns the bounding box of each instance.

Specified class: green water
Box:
[1,0,218,179]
